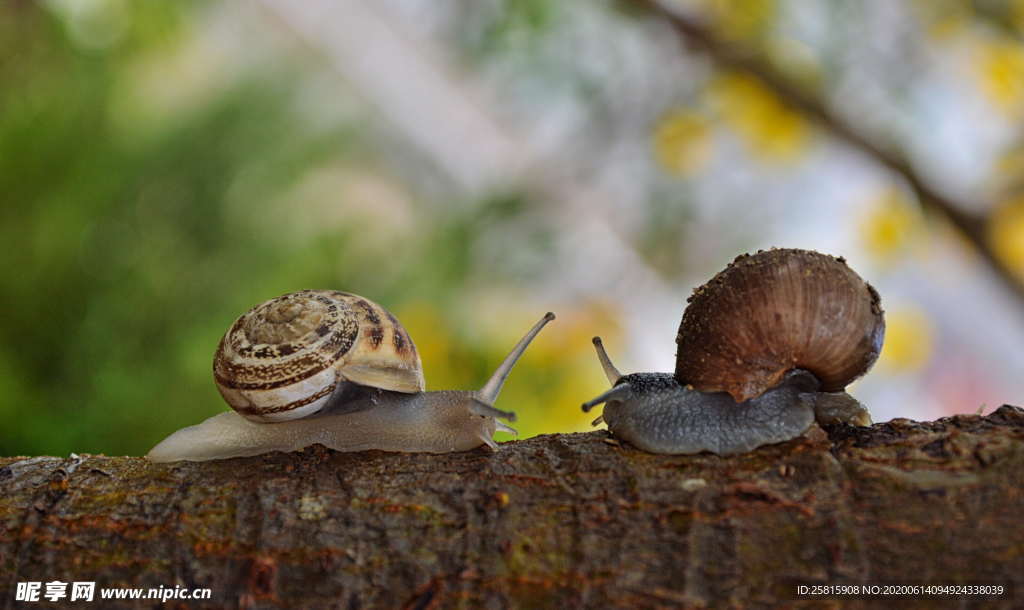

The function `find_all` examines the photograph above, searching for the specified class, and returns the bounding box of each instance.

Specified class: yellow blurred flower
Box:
[1014,0,1024,30]
[910,0,971,40]
[703,0,777,41]
[976,38,1024,114]
[486,301,623,438]
[990,196,1024,281]
[768,37,822,90]
[396,299,624,439]
[860,188,923,264]
[653,110,713,176]
[878,305,935,373]
[993,147,1024,193]
[708,73,812,162]
[392,301,466,390]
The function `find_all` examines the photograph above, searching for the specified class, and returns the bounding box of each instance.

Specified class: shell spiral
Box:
[674,249,885,402]
[213,290,424,422]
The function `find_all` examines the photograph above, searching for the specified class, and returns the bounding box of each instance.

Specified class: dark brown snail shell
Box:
[674,248,885,402]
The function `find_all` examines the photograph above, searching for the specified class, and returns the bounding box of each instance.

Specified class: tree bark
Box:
[2,406,1023,609]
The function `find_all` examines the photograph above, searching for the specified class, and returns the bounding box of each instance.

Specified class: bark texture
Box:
[2,406,1023,609]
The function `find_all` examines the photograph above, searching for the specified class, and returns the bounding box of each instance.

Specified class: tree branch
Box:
[2,406,1022,607]
[631,0,1024,308]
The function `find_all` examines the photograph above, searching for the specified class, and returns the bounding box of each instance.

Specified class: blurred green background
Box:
[3,0,1023,457]
[1,1,615,456]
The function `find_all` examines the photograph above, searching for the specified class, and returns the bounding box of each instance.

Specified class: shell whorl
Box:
[214,290,424,422]
[674,249,885,402]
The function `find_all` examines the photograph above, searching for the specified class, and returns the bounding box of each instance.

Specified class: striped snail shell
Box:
[213,290,424,422]
[674,248,885,402]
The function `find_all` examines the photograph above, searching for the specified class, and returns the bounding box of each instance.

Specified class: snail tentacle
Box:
[581,383,634,413]
[469,397,517,422]
[495,421,518,435]
[478,312,555,404]
[591,336,622,384]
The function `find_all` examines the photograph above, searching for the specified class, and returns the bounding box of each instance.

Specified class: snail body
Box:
[583,249,882,456]
[148,290,554,462]
[148,389,508,461]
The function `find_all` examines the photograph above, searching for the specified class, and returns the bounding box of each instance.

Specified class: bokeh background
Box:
[3,0,1024,457]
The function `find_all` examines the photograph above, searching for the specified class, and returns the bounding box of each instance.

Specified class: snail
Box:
[147,290,554,462]
[582,249,884,455]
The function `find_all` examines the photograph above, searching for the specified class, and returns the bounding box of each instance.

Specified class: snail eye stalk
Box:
[581,383,634,413]
[591,336,622,384]
[478,312,556,404]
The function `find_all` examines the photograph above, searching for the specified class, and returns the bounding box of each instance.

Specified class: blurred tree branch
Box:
[970,0,1024,40]
[631,0,1024,307]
